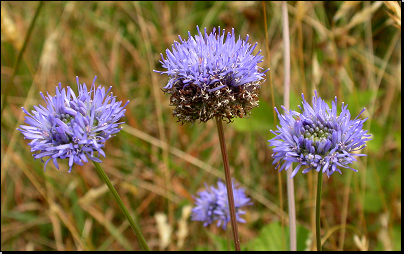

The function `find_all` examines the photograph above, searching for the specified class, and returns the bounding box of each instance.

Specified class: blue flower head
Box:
[191,179,252,230]
[18,76,129,172]
[269,91,372,178]
[155,26,268,124]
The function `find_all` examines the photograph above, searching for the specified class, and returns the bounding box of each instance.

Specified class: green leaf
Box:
[393,224,401,251]
[363,189,383,213]
[367,121,383,153]
[244,221,310,251]
[3,211,39,223]
[232,100,274,132]
[206,231,235,251]
[295,222,311,251]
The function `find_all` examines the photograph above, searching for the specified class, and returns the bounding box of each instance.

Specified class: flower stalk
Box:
[215,116,241,251]
[156,26,267,250]
[92,161,150,251]
[316,170,323,251]
[17,76,150,250]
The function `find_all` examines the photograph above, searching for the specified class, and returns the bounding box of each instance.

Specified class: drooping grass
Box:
[1,1,401,251]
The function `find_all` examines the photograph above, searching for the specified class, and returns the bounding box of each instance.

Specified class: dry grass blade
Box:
[102,162,181,204]
[1,2,23,50]
[78,181,111,205]
[49,202,88,250]
[353,234,369,251]
[1,1,400,251]
[23,232,58,250]
[1,83,38,187]
[47,208,65,251]
[132,1,174,229]
[79,204,134,251]
[77,167,156,250]
[176,205,192,249]
[155,212,172,250]
[1,217,50,244]
[333,1,361,22]
[1,1,76,187]
[1,1,43,113]
[38,1,76,90]
[122,124,288,220]
[286,2,332,39]
[345,1,383,30]
[383,1,401,29]
[311,51,322,89]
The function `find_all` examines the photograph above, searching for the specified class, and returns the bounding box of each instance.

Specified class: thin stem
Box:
[1,1,44,114]
[215,116,241,251]
[316,171,323,251]
[282,1,297,251]
[263,1,285,250]
[132,2,175,230]
[261,1,277,125]
[92,161,150,251]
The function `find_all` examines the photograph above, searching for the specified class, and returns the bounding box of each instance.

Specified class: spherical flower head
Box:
[17,76,129,173]
[268,91,372,178]
[191,179,252,230]
[155,26,269,124]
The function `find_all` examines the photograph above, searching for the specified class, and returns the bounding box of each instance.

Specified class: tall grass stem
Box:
[215,116,241,251]
[92,161,150,251]
[132,2,175,230]
[282,1,297,251]
[263,2,286,250]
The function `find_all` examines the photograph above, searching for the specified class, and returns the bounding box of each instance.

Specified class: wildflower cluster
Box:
[269,91,371,178]
[155,26,268,124]
[18,76,129,172]
[191,179,252,230]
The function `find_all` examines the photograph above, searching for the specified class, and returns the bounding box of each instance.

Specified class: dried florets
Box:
[155,26,268,124]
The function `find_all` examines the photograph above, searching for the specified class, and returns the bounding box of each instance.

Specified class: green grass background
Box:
[1,1,401,251]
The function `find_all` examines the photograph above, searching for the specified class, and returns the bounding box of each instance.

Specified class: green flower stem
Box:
[316,171,323,251]
[1,1,44,114]
[215,116,241,251]
[92,161,150,251]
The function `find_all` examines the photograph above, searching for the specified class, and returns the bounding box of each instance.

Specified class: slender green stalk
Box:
[92,161,150,251]
[1,1,44,114]
[215,116,241,251]
[316,171,323,251]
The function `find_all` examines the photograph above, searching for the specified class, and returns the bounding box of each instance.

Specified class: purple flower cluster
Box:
[191,180,252,230]
[155,26,268,124]
[155,26,267,91]
[269,91,372,178]
[18,76,129,172]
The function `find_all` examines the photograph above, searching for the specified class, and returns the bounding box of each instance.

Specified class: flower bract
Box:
[155,26,268,124]
[191,179,252,230]
[18,76,129,172]
[269,91,372,178]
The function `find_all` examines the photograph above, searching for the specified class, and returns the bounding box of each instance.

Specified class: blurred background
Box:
[1,1,401,251]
